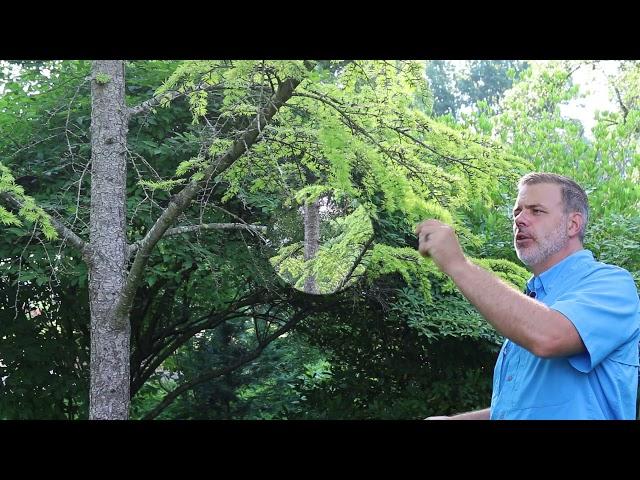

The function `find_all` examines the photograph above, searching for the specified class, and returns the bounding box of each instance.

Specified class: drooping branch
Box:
[128,91,182,118]
[0,191,89,258]
[132,312,234,394]
[141,345,265,420]
[335,234,375,293]
[294,90,482,172]
[127,222,267,256]
[131,287,277,393]
[116,70,310,320]
[387,125,485,173]
[141,305,313,420]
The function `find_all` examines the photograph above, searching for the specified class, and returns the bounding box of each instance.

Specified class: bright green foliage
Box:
[137,178,186,192]
[365,244,439,302]
[175,156,207,177]
[586,213,640,284]
[157,61,523,217]
[292,185,337,206]
[154,60,528,292]
[271,202,373,293]
[1,59,536,419]
[0,162,57,238]
[470,257,530,291]
[486,62,639,219]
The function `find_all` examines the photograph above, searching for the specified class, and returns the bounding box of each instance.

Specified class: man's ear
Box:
[568,212,583,237]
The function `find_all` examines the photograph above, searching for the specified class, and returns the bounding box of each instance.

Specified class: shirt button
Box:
[506,375,513,381]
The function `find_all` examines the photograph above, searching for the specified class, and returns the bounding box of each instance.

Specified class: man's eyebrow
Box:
[512,203,547,212]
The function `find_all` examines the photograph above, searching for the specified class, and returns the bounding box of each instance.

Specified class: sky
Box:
[448,60,621,140]
[560,60,619,139]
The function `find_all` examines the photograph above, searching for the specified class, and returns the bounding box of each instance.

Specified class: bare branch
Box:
[131,287,275,393]
[128,222,267,256]
[614,85,629,123]
[164,222,266,237]
[128,90,182,118]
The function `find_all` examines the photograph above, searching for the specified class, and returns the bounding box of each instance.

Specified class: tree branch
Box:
[0,191,89,258]
[128,222,267,256]
[141,306,312,420]
[131,286,276,393]
[335,234,375,293]
[292,90,411,164]
[116,69,310,320]
[613,85,629,123]
[294,90,484,175]
[128,91,182,118]
[128,82,221,118]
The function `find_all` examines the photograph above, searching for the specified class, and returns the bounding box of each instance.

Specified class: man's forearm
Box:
[446,259,554,355]
[450,408,491,420]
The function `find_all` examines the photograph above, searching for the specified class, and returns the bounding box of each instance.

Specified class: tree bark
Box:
[303,200,320,294]
[88,60,130,419]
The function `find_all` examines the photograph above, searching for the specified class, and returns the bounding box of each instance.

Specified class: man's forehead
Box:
[515,183,562,204]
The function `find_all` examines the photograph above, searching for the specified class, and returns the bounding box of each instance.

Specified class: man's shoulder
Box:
[578,256,637,292]
[587,256,633,278]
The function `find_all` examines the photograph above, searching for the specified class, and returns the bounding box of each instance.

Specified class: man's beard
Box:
[515,216,569,267]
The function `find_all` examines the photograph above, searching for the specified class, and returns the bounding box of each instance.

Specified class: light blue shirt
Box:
[490,249,640,420]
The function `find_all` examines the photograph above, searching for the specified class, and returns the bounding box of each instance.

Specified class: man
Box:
[418,173,639,420]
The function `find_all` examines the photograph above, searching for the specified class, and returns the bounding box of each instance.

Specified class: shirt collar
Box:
[526,249,594,296]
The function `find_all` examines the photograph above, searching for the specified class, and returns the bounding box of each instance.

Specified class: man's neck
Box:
[531,243,584,277]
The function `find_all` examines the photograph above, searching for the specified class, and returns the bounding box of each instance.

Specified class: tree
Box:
[1,60,528,419]
[425,61,458,117]
[1,60,308,418]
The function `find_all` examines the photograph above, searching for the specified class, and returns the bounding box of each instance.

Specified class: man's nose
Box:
[514,211,527,227]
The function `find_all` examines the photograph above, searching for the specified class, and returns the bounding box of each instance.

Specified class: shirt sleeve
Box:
[549,266,640,373]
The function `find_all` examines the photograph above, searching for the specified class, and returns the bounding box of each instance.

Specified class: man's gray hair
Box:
[518,172,589,242]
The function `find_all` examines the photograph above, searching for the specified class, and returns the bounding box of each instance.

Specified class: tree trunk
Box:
[303,199,320,294]
[88,60,130,419]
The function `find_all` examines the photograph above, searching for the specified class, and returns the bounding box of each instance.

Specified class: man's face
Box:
[512,183,569,268]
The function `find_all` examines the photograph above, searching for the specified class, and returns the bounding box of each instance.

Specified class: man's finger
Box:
[418,237,432,257]
[415,219,441,235]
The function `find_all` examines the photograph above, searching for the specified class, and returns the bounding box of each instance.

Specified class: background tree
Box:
[425,60,529,119]
[473,61,640,277]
